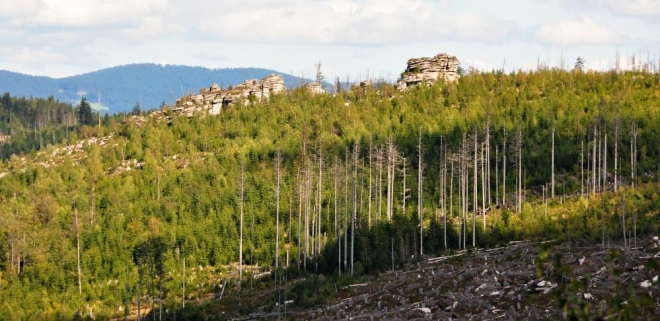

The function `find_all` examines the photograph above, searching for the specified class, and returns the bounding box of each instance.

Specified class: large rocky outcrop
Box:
[171,74,287,117]
[397,53,460,91]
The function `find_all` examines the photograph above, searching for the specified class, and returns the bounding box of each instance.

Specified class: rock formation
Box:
[171,74,287,117]
[351,79,373,90]
[305,81,326,95]
[397,53,460,91]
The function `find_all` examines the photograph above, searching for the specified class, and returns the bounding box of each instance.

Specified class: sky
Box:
[0,0,659,82]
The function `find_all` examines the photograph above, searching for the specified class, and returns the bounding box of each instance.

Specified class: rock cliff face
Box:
[397,53,460,91]
[172,74,287,117]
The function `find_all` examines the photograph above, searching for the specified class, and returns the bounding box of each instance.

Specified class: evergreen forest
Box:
[0,67,659,319]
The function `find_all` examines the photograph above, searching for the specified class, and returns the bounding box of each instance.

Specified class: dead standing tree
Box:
[351,143,359,276]
[456,133,469,249]
[502,126,507,207]
[386,137,401,222]
[472,127,478,247]
[401,156,410,217]
[274,149,281,305]
[334,156,341,275]
[512,126,523,213]
[418,127,424,257]
[239,164,244,289]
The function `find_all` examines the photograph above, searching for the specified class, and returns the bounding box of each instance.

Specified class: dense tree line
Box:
[0,93,80,157]
[0,68,659,319]
[0,93,113,158]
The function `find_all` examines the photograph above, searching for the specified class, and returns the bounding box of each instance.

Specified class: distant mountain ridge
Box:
[0,64,312,114]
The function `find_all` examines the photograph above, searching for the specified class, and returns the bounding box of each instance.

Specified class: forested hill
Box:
[0,64,309,113]
[0,68,659,319]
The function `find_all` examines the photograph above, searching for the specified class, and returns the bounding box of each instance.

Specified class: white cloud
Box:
[606,0,660,16]
[0,0,43,18]
[119,15,184,41]
[189,0,516,45]
[0,0,518,50]
[450,12,517,43]
[569,0,660,17]
[7,0,168,28]
[534,17,627,46]
[5,46,70,64]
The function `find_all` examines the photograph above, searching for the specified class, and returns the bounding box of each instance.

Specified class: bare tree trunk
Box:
[239,165,244,289]
[593,125,597,196]
[311,178,316,259]
[631,121,637,188]
[334,157,340,275]
[496,145,499,204]
[481,141,486,231]
[473,128,478,247]
[275,150,281,273]
[543,185,546,218]
[517,127,523,213]
[418,127,423,257]
[601,190,605,248]
[307,164,313,263]
[634,202,637,248]
[438,152,443,224]
[368,137,373,226]
[587,135,591,195]
[441,138,447,249]
[386,138,396,221]
[297,170,303,270]
[304,164,309,269]
[503,126,507,207]
[581,141,584,196]
[622,194,627,250]
[317,147,324,256]
[351,143,358,276]
[551,126,555,198]
[614,113,619,191]
[344,150,349,271]
[302,139,309,270]
[449,157,454,250]
[462,134,468,249]
[486,114,491,205]
[402,158,408,216]
[604,124,608,193]
[458,139,463,249]
[377,146,383,222]
[458,152,462,248]
[598,128,602,193]
[75,209,82,296]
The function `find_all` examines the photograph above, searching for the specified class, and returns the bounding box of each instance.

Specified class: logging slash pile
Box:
[285,239,660,320]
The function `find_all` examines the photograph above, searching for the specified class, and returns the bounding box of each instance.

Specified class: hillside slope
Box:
[0,68,658,320]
